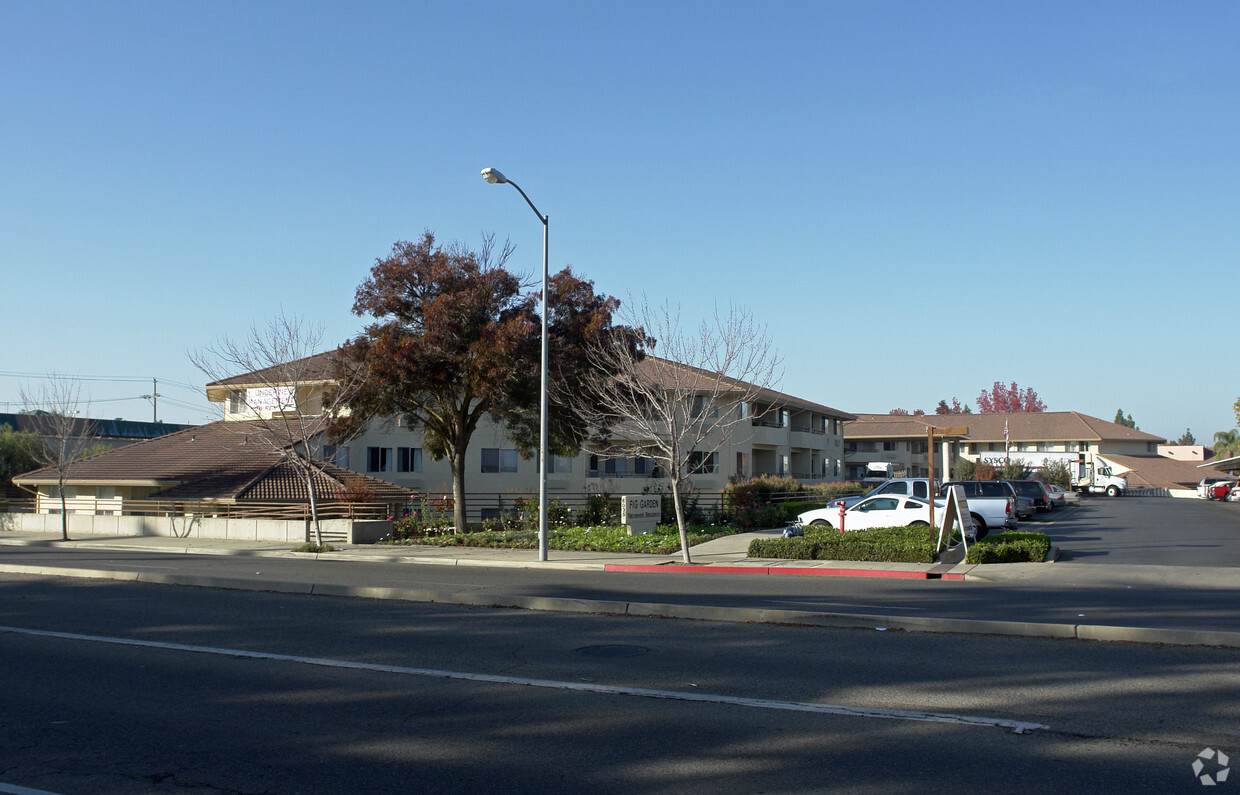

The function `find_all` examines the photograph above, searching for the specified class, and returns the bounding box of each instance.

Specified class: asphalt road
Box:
[1046,495,1240,566]
[2,575,1237,794]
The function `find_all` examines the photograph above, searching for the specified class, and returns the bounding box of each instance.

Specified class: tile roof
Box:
[206,349,343,388]
[637,356,854,419]
[1098,454,1216,490]
[12,420,407,502]
[845,411,1166,443]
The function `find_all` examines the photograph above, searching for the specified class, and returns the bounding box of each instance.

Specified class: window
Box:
[367,447,392,473]
[690,395,717,420]
[883,441,897,451]
[688,451,718,474]
[397,447,422,473]
[736,452,750,477]
[1037,442,1054,452]
[228,390,244,414]
[604,457,627,475]
[481,448,518,473]
[911,442,927,454]
[588,455,599,477]
[538,454,573,474]
[322,444,350,468]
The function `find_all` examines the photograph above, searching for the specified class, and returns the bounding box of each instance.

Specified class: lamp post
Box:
[481,167,550,562]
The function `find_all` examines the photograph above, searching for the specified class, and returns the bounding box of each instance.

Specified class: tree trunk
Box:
[670,476,691,564]
[304,463,323,547]
[58,481,69,541]
[451,447,468,533]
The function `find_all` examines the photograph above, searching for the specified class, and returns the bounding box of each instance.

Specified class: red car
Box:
[1208,482,1235,500]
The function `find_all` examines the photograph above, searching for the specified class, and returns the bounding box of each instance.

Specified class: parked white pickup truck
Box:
[937,481,1019,536]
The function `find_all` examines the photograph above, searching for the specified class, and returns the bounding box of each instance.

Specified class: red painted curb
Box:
[603,563,943,579]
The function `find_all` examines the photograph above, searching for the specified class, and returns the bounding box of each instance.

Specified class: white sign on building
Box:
[246,386,297,413]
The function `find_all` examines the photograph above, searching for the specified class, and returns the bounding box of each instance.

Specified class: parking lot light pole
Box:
[481,167,550,562]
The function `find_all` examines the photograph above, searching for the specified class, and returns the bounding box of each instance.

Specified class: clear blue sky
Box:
[2,1,1236,443]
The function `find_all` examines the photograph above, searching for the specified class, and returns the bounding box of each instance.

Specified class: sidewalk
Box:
[4,529,1240,589]
[0,528,975,579]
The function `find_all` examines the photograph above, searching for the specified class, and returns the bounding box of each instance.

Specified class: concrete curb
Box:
[5,561,1240,649]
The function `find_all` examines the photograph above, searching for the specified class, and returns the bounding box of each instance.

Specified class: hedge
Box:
[964,531,1051,564]
[748,525,937,564]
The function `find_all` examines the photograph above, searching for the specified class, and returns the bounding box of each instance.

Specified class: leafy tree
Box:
[952,456,976,480]
[1175,429,1196,446]
[935,398,971,415]
[342,232,630,533]
[570,299,781,564]
[976,382,1046,413]
[1040,458,1071,489]
[1214,429,1240,460]
[0,424,44,490]
[1113,409,1137,429]
[998,459,1028,480]
[20,376,96,540]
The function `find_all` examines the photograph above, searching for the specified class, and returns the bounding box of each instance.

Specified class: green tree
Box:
[0,424,44,490]
[1040,458,1071,489]
[341,232,633,533]
[1213,429,1240,460]
[1113,409,1137,429]
[1175,429,1196,446]
[998,459,1028,480]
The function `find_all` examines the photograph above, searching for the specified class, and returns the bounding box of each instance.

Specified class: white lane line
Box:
[0,783,64,794]
[0,624,1047,734]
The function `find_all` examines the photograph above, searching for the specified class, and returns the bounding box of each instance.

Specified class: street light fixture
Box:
[481,166,550,562]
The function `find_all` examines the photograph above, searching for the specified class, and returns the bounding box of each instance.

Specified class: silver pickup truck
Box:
[938,480,1019,535]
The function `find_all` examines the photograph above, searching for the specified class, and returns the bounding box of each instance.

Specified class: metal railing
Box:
[22,497,393,520]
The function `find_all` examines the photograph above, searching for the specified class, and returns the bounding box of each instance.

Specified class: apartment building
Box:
[210,354,854,516]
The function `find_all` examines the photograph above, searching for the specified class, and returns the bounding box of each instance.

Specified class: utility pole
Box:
[140,378,161,422]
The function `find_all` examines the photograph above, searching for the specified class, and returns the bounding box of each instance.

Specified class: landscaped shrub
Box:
[384,523,733,554]
[748,525,938,564]
[393,497,455,538]
[746,536,819,560]
[804,481,868,501]
[965,531,1051,564]
[577,492,617,526]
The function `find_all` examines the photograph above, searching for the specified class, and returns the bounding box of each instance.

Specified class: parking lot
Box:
[1021,495,1240,567]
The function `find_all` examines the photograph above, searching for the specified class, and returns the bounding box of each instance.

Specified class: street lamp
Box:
[481,167,550,562]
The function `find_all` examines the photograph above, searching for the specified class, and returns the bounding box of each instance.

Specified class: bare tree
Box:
[191,313,368,548]
[571,299,782,563]
[20,375,96,541]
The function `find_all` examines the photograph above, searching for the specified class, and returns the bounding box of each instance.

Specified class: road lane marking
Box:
[0,624,1047,734]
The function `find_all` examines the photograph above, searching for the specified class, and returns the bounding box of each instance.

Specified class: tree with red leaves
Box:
[976,382,1046,413]
[340,232,637,532]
